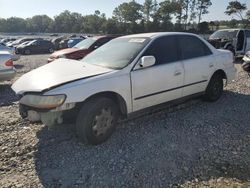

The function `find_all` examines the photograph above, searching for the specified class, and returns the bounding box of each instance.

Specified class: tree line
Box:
[0,0,249,34]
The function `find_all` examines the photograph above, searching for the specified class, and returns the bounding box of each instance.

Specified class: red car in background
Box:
[48,35,118,63]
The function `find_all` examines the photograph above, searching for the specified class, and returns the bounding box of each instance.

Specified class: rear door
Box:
[131,35,184,112]
[31,41,40,53]
[178,35,215,97]
[39,41,49,52]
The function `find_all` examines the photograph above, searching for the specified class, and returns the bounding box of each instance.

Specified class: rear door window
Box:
[143,35,179,65]
[178,35,212,60]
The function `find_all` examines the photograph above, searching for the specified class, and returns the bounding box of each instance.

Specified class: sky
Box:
[0,0,250,22]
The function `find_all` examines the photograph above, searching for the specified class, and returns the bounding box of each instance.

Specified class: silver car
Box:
[0,43,20,61]
[0,51,16,82]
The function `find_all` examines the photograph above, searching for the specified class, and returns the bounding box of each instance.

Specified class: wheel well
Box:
[213,69,227,82]
[77,92,128,116]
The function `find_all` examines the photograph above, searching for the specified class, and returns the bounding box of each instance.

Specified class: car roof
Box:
[120,32,201,39]
[216,28,250,31]
[93,35,120,40]
[119,32,200,39]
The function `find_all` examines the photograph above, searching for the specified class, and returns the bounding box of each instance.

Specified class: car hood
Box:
[12,58,113,94]
[51,48,84,57]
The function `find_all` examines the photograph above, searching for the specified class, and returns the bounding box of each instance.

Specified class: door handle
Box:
[174,71,182,76]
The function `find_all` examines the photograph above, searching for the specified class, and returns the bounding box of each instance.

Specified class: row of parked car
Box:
[0,35,88,56]
[0,34,120,83]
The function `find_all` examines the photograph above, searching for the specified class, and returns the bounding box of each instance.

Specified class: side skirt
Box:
[126,92,205,120]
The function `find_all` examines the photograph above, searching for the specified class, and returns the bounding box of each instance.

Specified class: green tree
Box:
[197,21,209,33]
[113,1,143,23]
[4,17,27,32]
[246,10,250,26]
[196,0,212,24]
[53,10,84,33]
[225,1,247,23]
[104,18,121,34]
[83,11,107,34]
[143,0,154,22]
[0,18,7,32]
[28,15,53,32]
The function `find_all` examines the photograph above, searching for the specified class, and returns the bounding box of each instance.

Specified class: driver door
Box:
[131,36,184,112]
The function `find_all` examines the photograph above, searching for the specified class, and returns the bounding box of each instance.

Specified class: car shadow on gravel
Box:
[0,84,19,107]
[34,91,250,187]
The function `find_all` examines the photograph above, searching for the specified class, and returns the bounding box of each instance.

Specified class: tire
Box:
[203,74,224,102]
[24,49,31,55]
[76,97,119,145]
[19,104,28,119]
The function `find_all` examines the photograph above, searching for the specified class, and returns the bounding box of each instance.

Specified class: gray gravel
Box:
[0,55,250,188]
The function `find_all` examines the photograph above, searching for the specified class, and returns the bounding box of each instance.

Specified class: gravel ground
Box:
[0,55,250,188]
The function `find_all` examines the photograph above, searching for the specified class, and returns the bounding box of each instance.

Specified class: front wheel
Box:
[203,74,224,102]
[76,97,119,145]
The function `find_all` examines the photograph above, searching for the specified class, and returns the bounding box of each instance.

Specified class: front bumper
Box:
[19,102,76,126]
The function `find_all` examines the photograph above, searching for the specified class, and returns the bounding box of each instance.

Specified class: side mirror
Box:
[139,56,156,68]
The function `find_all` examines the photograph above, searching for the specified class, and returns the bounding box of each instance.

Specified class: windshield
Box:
[82,37,150,69]
[74,38,96,49]
[210,30,238,40]
[26,40,36,45]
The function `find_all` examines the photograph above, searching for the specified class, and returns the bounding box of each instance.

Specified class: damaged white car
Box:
[12,32,236,145]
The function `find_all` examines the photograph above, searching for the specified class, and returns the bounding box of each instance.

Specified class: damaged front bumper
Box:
[20,102,76,127]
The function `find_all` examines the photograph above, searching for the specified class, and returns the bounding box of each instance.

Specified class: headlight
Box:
[20,94,66,109]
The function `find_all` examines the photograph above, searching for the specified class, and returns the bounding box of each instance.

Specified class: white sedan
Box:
[0,51,16,82]
[12,32,236,145]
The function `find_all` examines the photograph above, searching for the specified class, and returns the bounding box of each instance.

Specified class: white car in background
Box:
[0,43,20,61]
[0,51,16,82]
[12,32,236,145]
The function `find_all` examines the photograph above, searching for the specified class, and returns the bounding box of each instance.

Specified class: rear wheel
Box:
[203,74,224,102]
[76,97,119,145]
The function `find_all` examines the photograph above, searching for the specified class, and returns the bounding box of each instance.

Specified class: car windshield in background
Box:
[82,37,150,69]
[27,40,36,45]
[74,38,96,49]
[210,30,238,39]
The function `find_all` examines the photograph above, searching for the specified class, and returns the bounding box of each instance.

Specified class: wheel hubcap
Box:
[92,108,114,136]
